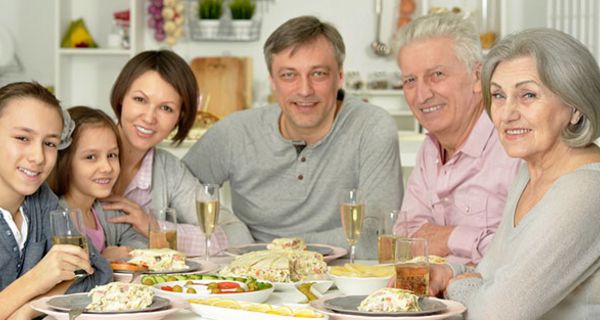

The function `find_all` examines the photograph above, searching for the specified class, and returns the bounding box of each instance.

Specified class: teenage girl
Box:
[0,82,110,319]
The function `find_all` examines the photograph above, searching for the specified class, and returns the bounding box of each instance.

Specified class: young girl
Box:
[0,82,111,319]
[52,106,147,261]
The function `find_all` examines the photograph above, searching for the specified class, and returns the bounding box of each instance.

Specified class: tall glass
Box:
[49,208,89,278]
[148,208,177,250]
[340,189,365,263]
[378,210,407,263]
[196,184,220,261]
[394,237,429,296]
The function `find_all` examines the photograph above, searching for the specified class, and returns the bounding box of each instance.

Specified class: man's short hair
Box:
[263,15,345,74]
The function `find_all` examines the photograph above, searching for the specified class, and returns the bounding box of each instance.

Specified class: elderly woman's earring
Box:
[570,107,583,125]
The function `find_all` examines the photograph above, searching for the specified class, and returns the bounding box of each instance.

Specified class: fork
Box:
[68,307,84,320]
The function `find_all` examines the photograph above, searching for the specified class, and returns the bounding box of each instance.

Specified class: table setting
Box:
[33,187,466,320]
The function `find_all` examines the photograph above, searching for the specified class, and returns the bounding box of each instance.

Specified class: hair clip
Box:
[58,109,75,150]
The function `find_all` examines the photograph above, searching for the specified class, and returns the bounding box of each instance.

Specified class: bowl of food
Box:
[151,275,274,303]
[328,263,394,296]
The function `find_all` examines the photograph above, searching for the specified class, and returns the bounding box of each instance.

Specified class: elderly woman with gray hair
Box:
[429,28,600,319]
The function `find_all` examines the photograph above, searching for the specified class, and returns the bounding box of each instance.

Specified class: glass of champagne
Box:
[148,208,177,250]
[394,237,429,296]
[340,189,365,263]
[196,183,220,261]
[49,208,89,278]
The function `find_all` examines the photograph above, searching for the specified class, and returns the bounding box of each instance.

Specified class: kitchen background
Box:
[1,0,596,189]
[0,0,561,117]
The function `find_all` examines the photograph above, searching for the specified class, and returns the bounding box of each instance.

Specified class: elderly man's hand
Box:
[413,223,454,257]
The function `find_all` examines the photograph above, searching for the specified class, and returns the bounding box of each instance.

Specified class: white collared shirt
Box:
[0,206,29,252]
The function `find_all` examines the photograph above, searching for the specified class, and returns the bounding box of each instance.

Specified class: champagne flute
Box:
[196,184,220,261]
[340,189,365,263]
[49,208,89,278]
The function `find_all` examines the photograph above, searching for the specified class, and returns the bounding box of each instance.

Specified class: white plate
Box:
[46,293,170,314]
[189,301,329,320]
[153,279,274,303]
[310,296,466,320]
[323,295,446,316]
[30,295,179,320]
[226,243,347,263]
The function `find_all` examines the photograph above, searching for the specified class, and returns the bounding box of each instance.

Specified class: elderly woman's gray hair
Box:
[394,12,482,71]
[482,28,600,147]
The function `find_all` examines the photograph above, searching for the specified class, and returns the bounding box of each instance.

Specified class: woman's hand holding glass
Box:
[196,184,220,261]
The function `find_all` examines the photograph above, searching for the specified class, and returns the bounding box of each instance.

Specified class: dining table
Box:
[38,254,465,320]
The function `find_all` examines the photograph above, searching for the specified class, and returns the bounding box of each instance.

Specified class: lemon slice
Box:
[267,306,293,316]
[211,299,241,309]
[245,303,273,313]
[293,308,323,318]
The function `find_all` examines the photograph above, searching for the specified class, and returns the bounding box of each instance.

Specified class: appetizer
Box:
[357,288,420,313]
[86,282,154,312]
[267,237,307,251]
[128,248,188,272]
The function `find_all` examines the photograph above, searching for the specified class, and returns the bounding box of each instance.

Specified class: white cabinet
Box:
[347,89,421,133]
[54,0,144,116]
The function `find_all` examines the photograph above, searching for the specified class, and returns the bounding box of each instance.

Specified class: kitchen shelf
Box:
[58,48,134,56]
[347,89,419,133]
[186,0,265,42]
[54,0,144,117]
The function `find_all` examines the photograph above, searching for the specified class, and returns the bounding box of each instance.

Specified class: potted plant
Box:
[197,0,223,38]
[229,0,256,39]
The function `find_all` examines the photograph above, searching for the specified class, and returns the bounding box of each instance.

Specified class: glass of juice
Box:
[148,208,178,250]
[394,237,429,296]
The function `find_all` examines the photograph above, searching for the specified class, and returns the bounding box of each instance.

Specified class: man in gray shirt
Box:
[183,15,403,259]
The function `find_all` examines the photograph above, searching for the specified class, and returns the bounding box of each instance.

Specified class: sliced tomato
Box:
[217,282,241,290]
[160,286,173,291]
[110,261,146,272]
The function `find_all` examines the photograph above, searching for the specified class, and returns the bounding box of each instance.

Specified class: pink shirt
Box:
[123,149,154,210]
[395,113,522,264]
[86,207,106,253]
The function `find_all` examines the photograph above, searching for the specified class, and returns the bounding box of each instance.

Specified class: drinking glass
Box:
[377,210,399,263]
[148,208,177,250]
[49,208,89,278]
[340,189,365,263]
[196,184,220,261]
[394,237,429,296]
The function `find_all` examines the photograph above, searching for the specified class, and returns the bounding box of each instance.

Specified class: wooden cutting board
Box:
[190,56,253,119]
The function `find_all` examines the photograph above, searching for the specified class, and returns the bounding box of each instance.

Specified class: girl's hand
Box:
[25,244,92,295]
[101,246,131,261]
[102,195,153,237]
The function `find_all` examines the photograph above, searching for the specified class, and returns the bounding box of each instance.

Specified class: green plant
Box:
[229,0,256,20]
[198,0,223,20]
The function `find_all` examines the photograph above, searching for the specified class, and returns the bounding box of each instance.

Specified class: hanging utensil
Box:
[371,0,391,57]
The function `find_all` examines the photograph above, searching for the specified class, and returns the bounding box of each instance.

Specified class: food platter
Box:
[310,296,466,320]
[226,243,347,262]
[46,293,170,314]
[323,295,446,316]
[112,260,217,275]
